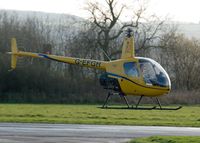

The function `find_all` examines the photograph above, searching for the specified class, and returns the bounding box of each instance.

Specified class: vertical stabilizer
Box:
[121,35,135,59]
[11,38,18,69]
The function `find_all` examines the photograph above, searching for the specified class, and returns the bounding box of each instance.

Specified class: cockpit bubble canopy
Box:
[137,57,171,88]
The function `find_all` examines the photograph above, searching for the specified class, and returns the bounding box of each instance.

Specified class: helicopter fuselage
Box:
[100,57,171,97]
[8,36,171,98]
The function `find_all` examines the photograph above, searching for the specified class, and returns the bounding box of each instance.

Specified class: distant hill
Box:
[178,23,200,39]
[1,10,200,40]
[0,10,84,23]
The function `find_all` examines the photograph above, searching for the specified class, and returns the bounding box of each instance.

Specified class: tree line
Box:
[0,0,200,104]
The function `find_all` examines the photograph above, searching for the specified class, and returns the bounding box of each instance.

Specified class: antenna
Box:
[98,47,111,61]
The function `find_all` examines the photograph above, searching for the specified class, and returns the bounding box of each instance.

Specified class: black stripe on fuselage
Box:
[38,53,69,63]
[107,72,170,91]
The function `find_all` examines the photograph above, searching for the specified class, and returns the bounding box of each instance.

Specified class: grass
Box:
[129,136,200,143]
[0,104,199,127]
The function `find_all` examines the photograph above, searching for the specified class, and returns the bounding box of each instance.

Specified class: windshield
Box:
[138,57,171,88]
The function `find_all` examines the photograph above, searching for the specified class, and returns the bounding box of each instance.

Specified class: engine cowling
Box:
[99,73,121,92]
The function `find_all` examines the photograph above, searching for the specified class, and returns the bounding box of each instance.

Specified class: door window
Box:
[124,62,139,77]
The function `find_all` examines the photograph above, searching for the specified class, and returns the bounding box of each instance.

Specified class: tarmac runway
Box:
[0,123,199,143]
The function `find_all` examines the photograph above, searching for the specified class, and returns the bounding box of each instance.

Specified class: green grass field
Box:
[0,104,199,127]
[130,136,200,143]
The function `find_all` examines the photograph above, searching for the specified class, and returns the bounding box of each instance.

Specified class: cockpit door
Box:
[123,62,139,77]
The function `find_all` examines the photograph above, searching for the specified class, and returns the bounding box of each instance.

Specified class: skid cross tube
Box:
[102,92,130,108]
[135,95,144,108]
[102,92,111,108]
[132,95,156,110]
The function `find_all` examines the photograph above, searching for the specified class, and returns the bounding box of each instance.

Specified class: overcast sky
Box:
[0,0,200,23]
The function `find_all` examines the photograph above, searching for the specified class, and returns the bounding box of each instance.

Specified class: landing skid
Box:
[100,106,156,110]
[102,92,182,110]
[131,105,182,110]
[154,106,182,110]
[154,97,182,110]
[131,106,156,110]
[135,95,182,111]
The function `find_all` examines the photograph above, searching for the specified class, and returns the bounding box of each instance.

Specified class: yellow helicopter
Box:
[7,29,181,110]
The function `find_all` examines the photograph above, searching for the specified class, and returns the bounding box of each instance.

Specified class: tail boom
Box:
[8,44,107,70]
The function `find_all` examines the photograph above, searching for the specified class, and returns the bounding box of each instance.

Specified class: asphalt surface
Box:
[0,123,199,143]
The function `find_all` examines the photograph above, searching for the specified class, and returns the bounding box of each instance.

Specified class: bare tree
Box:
[161,32,200,90]
[86,0,169,60]
[134,17,165,55]
[86,0,142,60]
